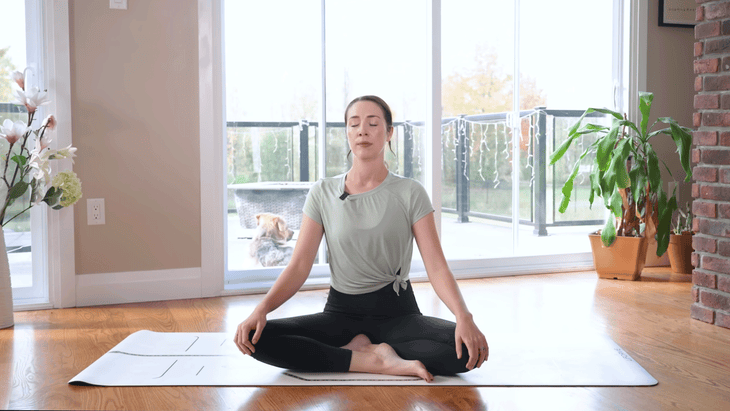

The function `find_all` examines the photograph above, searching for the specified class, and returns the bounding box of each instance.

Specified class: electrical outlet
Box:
[87,199,105,225]
[110,0,128,10]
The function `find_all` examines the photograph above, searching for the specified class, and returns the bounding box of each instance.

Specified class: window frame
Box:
[11,0,75,310]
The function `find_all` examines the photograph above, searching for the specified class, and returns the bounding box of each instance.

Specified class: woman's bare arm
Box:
[412,212,489,370]
[412,212,470,319]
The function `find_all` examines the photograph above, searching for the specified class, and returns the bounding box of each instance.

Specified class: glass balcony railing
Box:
[226,108,608,238]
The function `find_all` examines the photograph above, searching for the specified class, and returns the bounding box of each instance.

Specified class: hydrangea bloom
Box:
[51,171,83,207]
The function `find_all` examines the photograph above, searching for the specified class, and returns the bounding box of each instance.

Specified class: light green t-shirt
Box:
[303,172,434,295]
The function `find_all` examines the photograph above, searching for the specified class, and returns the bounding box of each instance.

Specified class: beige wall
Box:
[69,0,201,274]
[646,0,696,205]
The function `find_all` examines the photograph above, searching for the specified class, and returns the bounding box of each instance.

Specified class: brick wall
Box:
[692,0,730,329]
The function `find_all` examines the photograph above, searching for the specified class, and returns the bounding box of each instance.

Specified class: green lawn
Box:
[442,184,603,222]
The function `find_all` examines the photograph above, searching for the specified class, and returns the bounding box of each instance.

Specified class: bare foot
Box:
[348,340,433,382]
[373,343,433,383]
[341,334,373,352]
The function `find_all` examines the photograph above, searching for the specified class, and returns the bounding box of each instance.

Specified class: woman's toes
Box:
[416,362,433,382]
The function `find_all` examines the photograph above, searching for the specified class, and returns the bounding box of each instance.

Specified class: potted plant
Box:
[549,92,692,280]
[668,202,694,275]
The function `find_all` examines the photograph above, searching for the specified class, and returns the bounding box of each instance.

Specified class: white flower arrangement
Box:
[0,69,81,226]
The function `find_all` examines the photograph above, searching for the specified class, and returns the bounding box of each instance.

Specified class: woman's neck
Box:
[345,161,389,194]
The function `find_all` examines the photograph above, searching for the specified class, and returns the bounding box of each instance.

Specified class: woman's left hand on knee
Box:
[454,314,489,370]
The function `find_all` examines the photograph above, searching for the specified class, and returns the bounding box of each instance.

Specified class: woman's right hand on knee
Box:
[234,309,267,356]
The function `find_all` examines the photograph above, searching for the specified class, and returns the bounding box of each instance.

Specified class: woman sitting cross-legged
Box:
[234,95,489,382]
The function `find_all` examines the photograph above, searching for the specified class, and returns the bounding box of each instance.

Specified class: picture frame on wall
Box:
[659,0,696,28]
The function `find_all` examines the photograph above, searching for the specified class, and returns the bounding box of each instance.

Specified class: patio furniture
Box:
[228,181,315,230]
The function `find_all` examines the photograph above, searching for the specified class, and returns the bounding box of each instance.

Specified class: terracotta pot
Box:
[644,211,670,267]
[668,233,694,275]
[588,234,648,281]
[645,239,670,267]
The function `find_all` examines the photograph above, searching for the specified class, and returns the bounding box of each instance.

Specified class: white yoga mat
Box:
[69,330,657,386]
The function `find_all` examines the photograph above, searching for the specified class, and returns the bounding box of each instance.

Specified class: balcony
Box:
[226,108,608,270]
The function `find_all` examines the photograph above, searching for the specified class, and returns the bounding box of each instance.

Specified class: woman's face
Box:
[346,100,393,163]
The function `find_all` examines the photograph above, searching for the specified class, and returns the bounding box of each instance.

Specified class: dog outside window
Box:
[249,213,295,267]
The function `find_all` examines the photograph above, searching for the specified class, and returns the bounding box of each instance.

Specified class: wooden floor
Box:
[1,270,729,410]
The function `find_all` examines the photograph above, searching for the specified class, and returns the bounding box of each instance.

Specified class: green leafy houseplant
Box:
[549,92,693,257]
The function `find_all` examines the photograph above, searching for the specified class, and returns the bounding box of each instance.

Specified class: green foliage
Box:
[227,127,298,184]
[231,175,254,185]
[326,128,349,177]
[549,92,693,256]
[442,46,546,117]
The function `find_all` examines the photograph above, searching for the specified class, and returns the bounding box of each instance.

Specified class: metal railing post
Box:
[456,115,470,223]
[299,120,309,182]
[403,121,413,178]
[533,107,548,236]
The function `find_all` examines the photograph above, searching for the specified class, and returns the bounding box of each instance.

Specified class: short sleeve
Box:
[303,180,324,225]
[410,180,435,225]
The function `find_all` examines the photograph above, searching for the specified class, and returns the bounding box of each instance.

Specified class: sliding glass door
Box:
[223,0,627,287]
[223,0,320,281]
[1,0,49,304]
[440,0,518,260]
[324,0,429,268]
[440,0,621,262]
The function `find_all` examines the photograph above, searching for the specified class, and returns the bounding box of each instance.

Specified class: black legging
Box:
[249,280,470,376]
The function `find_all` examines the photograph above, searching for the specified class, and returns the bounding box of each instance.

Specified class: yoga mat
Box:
[69,330,657,386]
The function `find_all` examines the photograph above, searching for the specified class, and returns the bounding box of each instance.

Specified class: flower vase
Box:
[0,232,14,329]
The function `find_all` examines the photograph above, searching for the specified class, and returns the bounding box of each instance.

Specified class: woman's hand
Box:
[234,308,267,356]
[455,314,488,370]
[233,216,324,357]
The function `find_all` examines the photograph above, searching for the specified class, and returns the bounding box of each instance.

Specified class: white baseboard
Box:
[75,268,202,307]
[223,253,596,297]
[73,254,594,306]
[13,302,54,312]
[411,253,595,280]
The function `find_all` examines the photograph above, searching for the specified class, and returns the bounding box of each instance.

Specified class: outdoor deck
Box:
[226,212,601,271]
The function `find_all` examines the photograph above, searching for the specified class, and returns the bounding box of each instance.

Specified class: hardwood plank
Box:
[1,271,729,410]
